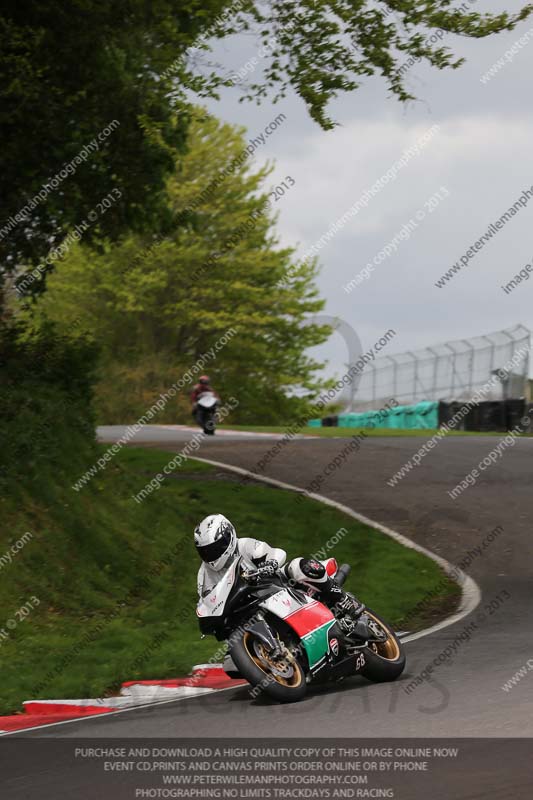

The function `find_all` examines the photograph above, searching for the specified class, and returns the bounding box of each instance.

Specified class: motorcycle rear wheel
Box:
[359,608,406,682]
[231,631,307,702]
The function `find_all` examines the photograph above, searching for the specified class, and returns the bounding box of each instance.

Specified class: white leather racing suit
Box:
[197,540,363,623]
[197,537,287,598]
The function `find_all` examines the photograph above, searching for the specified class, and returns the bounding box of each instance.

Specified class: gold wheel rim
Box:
[366,611,401,661]
[243,631,303,688]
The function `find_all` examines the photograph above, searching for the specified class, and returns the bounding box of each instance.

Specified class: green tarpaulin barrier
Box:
[310,401,439,430]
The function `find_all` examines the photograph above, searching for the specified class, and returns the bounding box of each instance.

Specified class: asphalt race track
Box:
[24,426,533,738]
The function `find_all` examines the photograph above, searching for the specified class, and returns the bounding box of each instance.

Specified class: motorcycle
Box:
[196,556,406,702]
[195,391,218,435]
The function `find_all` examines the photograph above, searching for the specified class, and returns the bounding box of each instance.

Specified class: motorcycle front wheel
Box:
[230,631,307,702]
[359,608,406,682]
[199,409,216,435]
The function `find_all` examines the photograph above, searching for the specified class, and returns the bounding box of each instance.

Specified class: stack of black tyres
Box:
[438,399,527,432]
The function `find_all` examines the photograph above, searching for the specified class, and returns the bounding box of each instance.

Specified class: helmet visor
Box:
[196,529,232,564]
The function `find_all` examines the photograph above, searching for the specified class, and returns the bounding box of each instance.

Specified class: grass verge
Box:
[219,425,505,437]
[0,446,459,715]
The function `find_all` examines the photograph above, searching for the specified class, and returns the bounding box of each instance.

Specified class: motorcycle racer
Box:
[190,375,219,410]
[190,375,220,434]
[194,514,364,627]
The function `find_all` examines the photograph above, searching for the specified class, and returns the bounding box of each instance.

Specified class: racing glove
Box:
[249,560,279,581]
[260,559,279,576]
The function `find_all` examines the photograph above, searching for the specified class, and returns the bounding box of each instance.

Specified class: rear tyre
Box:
[360,608,406,682]
[230,631,307,702]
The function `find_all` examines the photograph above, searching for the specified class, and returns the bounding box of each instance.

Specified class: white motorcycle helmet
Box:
[194,514,237,571]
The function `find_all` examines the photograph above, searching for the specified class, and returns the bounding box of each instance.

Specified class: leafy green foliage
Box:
[28,111,331,423]
[0,322,99,484]
[241,1,533,128]
[2,0,530,296]
[0,0,231,289]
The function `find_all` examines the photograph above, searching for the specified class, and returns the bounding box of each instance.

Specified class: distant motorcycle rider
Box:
[194,514,364,630]
[190,375,219,412]
[191,375,220,434]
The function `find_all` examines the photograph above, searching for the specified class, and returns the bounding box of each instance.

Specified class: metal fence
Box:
[347,324,530,412]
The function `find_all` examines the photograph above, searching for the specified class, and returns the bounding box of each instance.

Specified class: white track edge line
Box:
[193,456,481,645]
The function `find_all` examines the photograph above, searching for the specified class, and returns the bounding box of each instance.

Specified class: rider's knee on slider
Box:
[284,557,364,623]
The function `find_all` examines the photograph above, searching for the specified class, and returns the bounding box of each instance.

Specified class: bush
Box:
[0,322,99,484]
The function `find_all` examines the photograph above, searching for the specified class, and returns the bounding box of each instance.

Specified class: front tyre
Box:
[203,410,216,435]
[360,608,406,683]
[230,631,307,703]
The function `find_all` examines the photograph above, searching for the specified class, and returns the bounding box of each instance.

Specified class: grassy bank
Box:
[0,446,459,715]
[219,425,505,437]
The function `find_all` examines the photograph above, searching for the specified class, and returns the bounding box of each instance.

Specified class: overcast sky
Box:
[200,0,533,383]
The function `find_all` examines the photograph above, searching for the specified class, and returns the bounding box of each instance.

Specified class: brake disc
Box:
[254,641,294,678]
[367,616,388,642]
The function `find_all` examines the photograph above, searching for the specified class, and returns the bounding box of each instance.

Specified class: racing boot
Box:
[321,580,365,634]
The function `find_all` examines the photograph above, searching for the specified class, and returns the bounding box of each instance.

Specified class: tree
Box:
[0,0,234,295]
[29,110,330,423]
[201,1,533,128]
[3,1,530,306]
[4,2,531,257]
